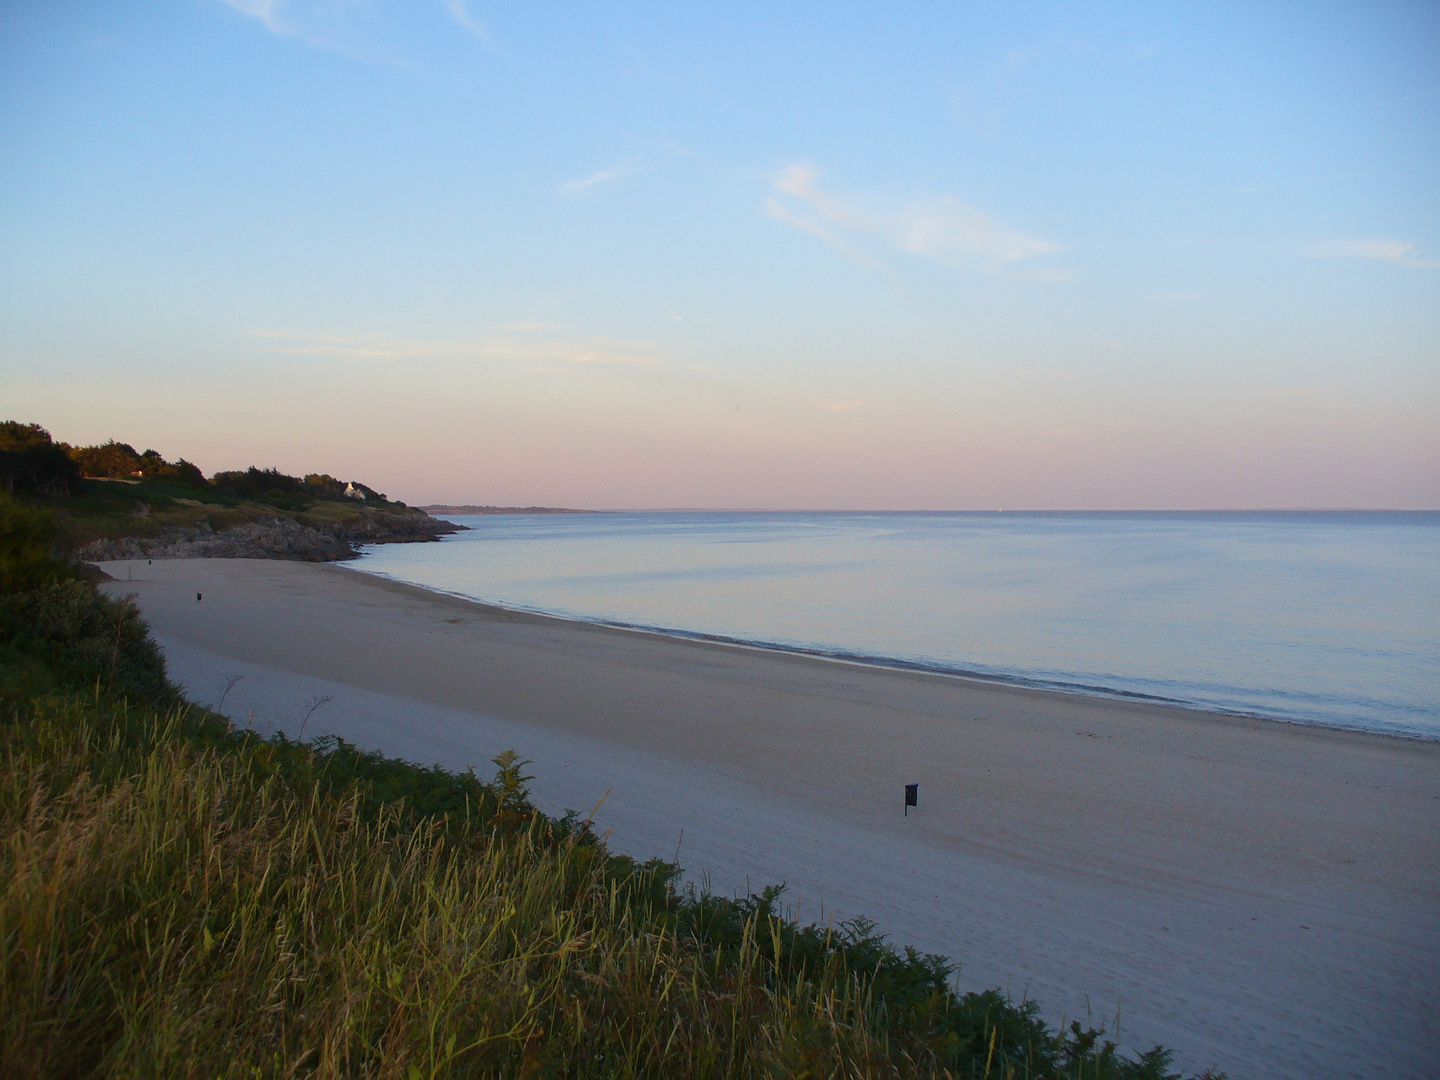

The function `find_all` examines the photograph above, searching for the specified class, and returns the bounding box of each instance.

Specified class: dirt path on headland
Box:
[103,558,1440,1080]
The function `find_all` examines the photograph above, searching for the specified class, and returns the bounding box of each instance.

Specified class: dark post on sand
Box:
[904,782,918,816]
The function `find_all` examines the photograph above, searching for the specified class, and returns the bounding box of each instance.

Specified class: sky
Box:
[2,1,1437,509]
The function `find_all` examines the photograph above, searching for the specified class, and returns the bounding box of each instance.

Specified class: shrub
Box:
[0,497,70,592]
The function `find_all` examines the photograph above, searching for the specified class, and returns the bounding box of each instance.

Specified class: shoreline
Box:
[348,564,1436,744]
[101,557,1440,1080]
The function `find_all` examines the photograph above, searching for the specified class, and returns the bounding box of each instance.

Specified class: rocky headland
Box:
[77,507,462,563]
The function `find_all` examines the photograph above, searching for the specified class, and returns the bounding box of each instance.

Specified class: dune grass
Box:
[0,498,1214,1078]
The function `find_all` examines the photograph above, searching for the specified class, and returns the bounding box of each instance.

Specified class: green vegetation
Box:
[0,422,423,555]
[66,439,207,487]
[0,422,83,497]
[0,499,1215,1078]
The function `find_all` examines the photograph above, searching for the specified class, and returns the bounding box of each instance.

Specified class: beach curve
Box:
[102,557,1440,1080]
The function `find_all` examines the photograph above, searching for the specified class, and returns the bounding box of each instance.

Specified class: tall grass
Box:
[0,498,1214,1078]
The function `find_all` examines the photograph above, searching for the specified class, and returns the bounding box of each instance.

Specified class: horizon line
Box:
[421,505,1440,514]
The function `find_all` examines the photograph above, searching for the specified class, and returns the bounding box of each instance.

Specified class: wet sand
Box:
[102,558,1440,1080]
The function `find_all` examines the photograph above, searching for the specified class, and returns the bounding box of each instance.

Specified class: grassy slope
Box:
[25,476,429,552]
[0,501,1212,1079]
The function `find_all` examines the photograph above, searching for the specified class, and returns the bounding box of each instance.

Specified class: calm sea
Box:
[355,512,1440,739]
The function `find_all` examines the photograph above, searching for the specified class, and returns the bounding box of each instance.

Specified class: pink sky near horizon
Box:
[11,338,1437,510]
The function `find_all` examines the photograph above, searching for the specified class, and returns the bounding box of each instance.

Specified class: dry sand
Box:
[101,558,1440,1079]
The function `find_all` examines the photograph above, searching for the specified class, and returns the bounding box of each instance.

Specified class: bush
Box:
[0,578,178,708]
[0,497,177,708]
[0,497,70,592]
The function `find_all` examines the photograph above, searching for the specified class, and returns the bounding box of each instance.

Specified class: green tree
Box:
[68,439,143,479]
[211,466,305,498]
[170,458,208,487]
[132,449,210,487]
[0,422,83,496]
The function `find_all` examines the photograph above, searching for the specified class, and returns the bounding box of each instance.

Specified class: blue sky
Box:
[2,1,1437,508]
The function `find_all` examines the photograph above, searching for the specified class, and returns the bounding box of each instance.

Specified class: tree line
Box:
[0,421,389,505]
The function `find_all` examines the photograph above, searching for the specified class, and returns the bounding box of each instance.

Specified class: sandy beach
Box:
[102,558,1440,1080]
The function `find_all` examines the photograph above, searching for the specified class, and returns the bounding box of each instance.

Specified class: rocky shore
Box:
[77,509,462,563]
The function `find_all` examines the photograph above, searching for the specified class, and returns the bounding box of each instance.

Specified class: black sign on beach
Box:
[904,782,918,816]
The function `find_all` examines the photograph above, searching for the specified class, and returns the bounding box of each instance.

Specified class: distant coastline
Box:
[420,504,594,515]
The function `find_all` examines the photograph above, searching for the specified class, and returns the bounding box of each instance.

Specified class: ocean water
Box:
[355,512,1440,739]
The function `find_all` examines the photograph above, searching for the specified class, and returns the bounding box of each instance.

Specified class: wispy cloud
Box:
[215,0,394,62]
[768,165,1062,272]
[1308,238,1439,269]
[442,0,486,40]
[763,197,878,267]
[248,329,666,367]
[221,0,287,35]
[561,159,641,195]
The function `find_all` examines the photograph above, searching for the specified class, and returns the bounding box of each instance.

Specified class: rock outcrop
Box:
[77,510,462,563]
